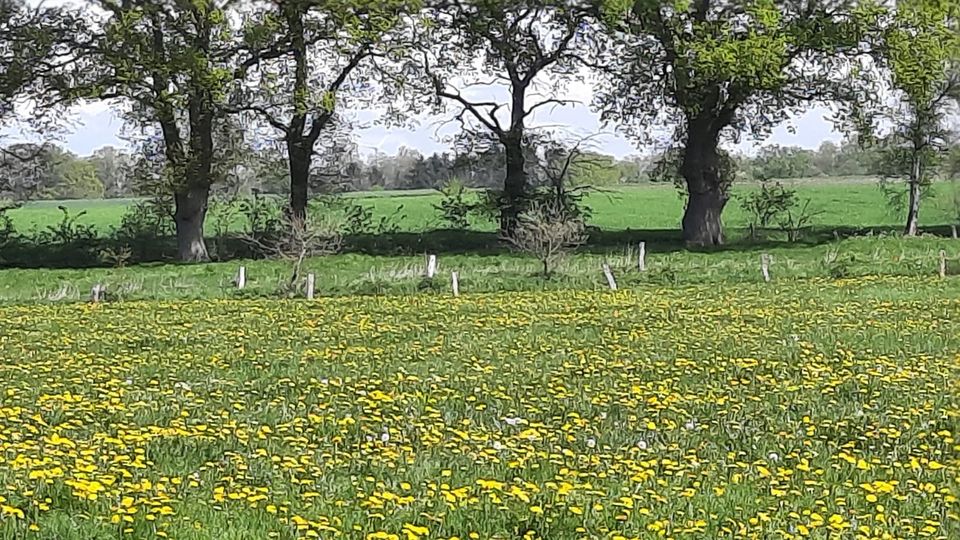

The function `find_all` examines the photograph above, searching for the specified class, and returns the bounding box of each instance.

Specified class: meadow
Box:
[8,179,960,234]
[0,277,958,539]
[1,179,960,302]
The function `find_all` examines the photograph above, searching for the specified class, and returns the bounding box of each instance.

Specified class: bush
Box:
[238,192,284,244]
[740,182,797,239]
[822,248,853,279]
[112,197,175,261]
[0,210,16,251]
[433,179,477,230]
[207,194,241,260]
[778,199,821,242]
[241,211,343,295]
[501,200,588,278]
[34,206,98,245]
[338,199,405,236]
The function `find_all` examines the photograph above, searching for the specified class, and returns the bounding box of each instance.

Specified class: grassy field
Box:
[0,234,957,303]
[0,179,958,302]
[0,277,957,539]
[8,180,960,234]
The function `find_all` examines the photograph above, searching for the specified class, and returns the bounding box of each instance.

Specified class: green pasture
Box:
[8,180,960,235]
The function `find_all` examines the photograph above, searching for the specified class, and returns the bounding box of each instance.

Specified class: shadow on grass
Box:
[1,224,956,270]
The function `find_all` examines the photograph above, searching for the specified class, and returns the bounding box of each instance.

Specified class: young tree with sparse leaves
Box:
[840,0,960,236]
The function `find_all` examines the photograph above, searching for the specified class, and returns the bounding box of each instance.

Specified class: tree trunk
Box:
[501,138,527,234]
[683,189,726,245]
[681,125,728,246]
[176,86,214,262]
[904,155,922,237]
[174,185,209,262]
[288,140,310,222]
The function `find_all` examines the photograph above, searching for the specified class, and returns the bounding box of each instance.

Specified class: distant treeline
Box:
[5,138,952,202]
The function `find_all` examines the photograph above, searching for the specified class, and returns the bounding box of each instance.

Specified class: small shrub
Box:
[433,179,477,230]
[238,192,283,244]
[778,199,822,242]
[740,182,820,242]
[501,200,588,278]
[113,197,175,261]
[340,200,406,236]
[416,276,443,292]
[822,248,853,279]
[740,182,797,239]
[0,210,16,249]
[241,211,343,293]
[207,195,240,260]
[99,246,133,268]
[35,206,98,245]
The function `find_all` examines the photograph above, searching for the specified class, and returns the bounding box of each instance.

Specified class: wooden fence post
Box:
[425,254,437,279]
[451,271,460,297]
[602,263,618,291]
[761,254,771,283]
[637,242,646,272]
[236,266,246,290]
[940,250,947,279]
[306,273,316,300]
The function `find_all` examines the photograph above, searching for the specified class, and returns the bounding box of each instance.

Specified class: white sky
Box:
[7,94,841,160]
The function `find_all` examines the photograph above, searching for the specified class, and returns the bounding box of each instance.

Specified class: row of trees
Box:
[1,0,958,260]
[3,137,942,201]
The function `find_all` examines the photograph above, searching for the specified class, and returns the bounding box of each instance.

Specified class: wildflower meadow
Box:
[0,277,958,539]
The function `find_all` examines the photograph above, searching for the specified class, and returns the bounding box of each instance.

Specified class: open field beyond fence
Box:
[7,180,960,235]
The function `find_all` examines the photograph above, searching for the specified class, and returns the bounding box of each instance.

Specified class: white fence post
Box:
[90,284,104,303]
[940,251,947,279]
[451,271,460,297]
[425,254,437,279]
[602,263,618,291]
[761,254,771,283]
[306,273,316,300]
[637,242,646,272]
[236,266,246,290]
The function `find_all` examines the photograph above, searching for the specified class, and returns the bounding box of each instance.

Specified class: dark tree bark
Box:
[904,154,922,236]
[501,134,527,233]
[174,185,210,261]
[288,139,311,221]
[682,187,726,246]
[680,122,728,246]
[285,5,311,222]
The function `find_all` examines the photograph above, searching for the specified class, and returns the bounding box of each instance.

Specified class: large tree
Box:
[233,0,412,222]
[598,0,873,245]
[416,0,594,233]
[842,0,959,236]
[1,0,85,205]
[61,0,238,261]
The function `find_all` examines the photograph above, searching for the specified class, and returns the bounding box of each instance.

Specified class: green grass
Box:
[0,235,958,303]
[2,179,959,303]
[9,180,960,234]
[0,278,958,538]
